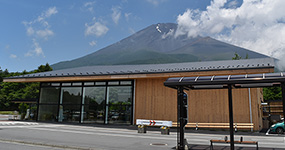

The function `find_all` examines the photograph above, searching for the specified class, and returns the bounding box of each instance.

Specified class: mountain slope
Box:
[51,23,268,70]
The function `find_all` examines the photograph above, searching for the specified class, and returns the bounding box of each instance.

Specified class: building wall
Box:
[134,68,273,131]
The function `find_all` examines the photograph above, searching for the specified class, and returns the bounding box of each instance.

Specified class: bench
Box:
[210,137,258,150]
[172,122,254,131]
[136,119,172,135]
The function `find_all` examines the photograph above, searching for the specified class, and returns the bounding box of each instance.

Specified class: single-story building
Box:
[4,58,275,130]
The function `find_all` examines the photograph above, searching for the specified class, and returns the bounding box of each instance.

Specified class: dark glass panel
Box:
[107,86,132,124]
[265,73,282,78]
[197,76,212,81]
[84,82,94,86]
[107,86,132,104]
[108,104,132,124]
[39,87,60,104]
[62,83,71,86]
[51,83,60,86]
[58,105,81,123]
[183,77,197,82]
[38,105,58,122]
[61,87,82,105]
[247,74,263,79]
[120,81,132,85]
[95,82,106,85]
[83,87,106,105]
[81,105,105,124]
[108,81,119,85]
[230,75,246,80]
[214,75,229,81]
[73,82,82,86]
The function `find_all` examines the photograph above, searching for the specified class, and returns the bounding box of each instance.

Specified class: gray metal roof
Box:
[6,58,275,79]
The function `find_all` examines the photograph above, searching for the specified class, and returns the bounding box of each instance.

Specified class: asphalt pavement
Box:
[0,121,284,150]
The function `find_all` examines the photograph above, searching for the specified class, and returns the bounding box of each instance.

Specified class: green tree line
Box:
[0,64,52,110]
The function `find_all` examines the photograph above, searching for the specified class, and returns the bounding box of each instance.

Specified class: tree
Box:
[232,52,242,60]
[0,64,53,110]
[263,87,282,101]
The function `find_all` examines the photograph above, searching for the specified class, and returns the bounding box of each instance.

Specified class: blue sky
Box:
[1,0,285,72]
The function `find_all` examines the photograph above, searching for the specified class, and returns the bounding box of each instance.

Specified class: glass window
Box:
[38,80,133,125]
[107,86,132,124]
[51,83,60,86]
[62,83,72,86]
[60,87,82,105]
[120,81,132,85]
[82,87,106,105]
[108,86,132,104]
[41,83,50,86]
[81,87,106,123]
[108,81,119,85]
[95,82,106,85]
[84,82,94,86]
[58,105,81,123]
[39,87,60,104]
[73,82,82,86]
[81,105,105,124]
[38,105,58,121]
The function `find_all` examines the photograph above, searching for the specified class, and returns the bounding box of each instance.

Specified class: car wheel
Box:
[276,127,284,134]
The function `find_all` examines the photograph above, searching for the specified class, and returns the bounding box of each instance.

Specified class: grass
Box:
[0,111,19,115]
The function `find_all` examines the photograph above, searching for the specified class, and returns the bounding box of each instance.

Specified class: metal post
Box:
[248,88,253,132]
[228,84,234,150]
[281,83,285,121]
[177,86,185,150]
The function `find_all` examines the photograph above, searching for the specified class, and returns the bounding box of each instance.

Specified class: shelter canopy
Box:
[164,72,285,90]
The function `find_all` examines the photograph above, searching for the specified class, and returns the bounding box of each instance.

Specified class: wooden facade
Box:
[134,68,273,131]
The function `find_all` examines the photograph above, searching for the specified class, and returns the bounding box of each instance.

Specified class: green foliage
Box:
[263,87,282,101]
[0,63,52,110]
[232,52,242,60]
[18,103,29,114]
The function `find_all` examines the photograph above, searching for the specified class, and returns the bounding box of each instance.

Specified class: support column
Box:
[177,86,185,150]
[281,83,285,121]
[228,84,234,150]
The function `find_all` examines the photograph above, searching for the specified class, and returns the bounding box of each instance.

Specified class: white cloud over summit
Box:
[175,0,285,60]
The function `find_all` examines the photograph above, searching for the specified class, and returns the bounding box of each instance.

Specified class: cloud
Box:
[89,40,97,46]
[25,39,45,57]
[83,1,96,12]
[45,7,58,17]
[128,28,136,34]
[112,6,121,24]
[124,13,131,21]
[36,29,54,38]
[23,7,57,57]
[175,0,285,60]
[85,18,109,37]
[23,6,57,40]
[146,0,167,6]
[10,54,17,59]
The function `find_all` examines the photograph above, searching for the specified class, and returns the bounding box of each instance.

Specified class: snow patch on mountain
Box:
[156,24,162,33]
[162,29,174,39]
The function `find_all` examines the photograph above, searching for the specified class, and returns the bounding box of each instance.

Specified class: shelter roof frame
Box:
[164,72,285,150]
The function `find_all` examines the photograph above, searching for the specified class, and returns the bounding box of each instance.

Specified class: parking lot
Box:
[0,121,284,150]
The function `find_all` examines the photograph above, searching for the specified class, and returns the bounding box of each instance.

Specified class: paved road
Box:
[0,122,284,150]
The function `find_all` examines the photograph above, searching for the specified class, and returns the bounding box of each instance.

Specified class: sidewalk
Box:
[0,114,21,121]
[0,121,38,126]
